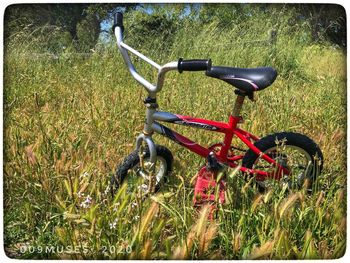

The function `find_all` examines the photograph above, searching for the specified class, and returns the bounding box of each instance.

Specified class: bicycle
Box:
[110,12,324,199]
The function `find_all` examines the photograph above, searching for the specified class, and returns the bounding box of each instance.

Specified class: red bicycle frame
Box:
[114,12,290,185]
[152,112,288,181]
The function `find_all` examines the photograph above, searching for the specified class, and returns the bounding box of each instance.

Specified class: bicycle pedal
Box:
[193,166,226,207]
[206,152,223,172]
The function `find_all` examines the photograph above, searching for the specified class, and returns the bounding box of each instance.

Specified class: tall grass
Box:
[4,6,346,259]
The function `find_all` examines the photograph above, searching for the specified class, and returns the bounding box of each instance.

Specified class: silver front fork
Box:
[135,133,156,164]
[135,132,157,193]
[135,106,157,172]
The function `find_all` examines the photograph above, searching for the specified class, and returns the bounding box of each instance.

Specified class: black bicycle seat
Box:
[206,66,277,93]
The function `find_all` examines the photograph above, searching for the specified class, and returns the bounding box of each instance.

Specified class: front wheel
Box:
[111,145,173,196]
[242,132,323,192]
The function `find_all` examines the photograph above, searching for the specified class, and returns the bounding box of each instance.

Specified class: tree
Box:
[4,3,138,52]
[294,4,346,47]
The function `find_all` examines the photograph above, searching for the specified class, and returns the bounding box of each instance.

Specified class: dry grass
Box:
[4,7,346,259]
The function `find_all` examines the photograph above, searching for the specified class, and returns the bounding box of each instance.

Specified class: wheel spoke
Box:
[112,146,173,196]
[135,167,150,181]
[253,145,314,191]
[127,156,168,194]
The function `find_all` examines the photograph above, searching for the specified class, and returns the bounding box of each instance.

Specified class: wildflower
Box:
[80,202,89,209]
[133,215,140,220]
[76,191,84,198]
[131,202,138,209]
[104,185,110,196]
[80,195,93,209]
[85,195,92,204]
[138,184,148,192]
[109,218,118,229]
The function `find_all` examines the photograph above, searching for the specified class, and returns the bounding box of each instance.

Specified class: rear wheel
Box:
[111,145,173,196]
[242,132,323,192]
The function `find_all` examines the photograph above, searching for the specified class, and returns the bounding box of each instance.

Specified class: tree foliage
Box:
[294,4,346,47]
[4,3,137,53]
[4,3,346,54]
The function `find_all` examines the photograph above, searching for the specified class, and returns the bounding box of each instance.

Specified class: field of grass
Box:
[4,7,346,259]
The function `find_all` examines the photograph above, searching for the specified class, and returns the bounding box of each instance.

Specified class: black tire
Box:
[242,132,323,191]
[111,145,173,195]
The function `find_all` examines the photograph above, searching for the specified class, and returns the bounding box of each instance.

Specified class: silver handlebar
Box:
[114,26,178,97]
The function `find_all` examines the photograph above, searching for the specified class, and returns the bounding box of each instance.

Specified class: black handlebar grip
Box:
[178,58,212,73]
[113,12,124,32]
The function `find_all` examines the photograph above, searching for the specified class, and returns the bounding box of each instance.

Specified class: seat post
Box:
[232,94,245,116]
